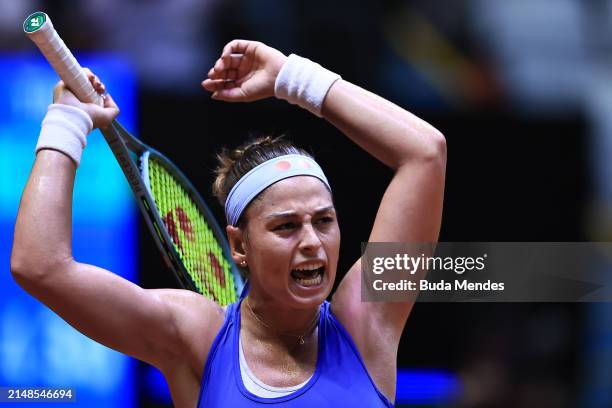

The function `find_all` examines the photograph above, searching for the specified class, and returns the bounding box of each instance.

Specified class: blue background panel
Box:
[0,54,137,408]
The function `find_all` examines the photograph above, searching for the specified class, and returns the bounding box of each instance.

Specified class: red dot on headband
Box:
[276,160,291,171]
[300,159,312,169]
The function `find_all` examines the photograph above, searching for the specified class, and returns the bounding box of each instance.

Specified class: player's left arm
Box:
[325,79,446,397]
[325,79,447,320]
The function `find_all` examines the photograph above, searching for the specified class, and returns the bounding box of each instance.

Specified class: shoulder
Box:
[330,274,402,403]
[153,289,227,377]
[330,259,411,359]
[329,292,400,360]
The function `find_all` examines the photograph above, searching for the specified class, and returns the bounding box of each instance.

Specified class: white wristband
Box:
[274,54,341,117]
[35,104,93,167]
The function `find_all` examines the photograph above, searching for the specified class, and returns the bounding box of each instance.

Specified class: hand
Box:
[53,68,119,129]
[202,40,287,102]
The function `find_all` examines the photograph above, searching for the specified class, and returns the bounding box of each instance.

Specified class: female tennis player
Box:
[11,39,445,407]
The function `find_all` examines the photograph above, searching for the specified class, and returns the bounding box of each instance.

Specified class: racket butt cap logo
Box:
[23,12,47,33]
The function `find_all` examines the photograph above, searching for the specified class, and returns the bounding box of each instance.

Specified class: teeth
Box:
[294,262,324,271]
[295,272,322,287]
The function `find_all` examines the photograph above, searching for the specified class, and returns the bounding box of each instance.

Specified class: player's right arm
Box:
[10,77,223,374]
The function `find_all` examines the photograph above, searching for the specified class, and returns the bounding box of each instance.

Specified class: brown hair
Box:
[212,135,313,226]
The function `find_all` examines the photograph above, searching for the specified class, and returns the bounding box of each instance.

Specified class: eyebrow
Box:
[264,205,335,220]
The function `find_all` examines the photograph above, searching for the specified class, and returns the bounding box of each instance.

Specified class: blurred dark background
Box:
[2,0,612,407]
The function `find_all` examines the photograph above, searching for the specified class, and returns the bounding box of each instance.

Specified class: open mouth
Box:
[290,266,325,287]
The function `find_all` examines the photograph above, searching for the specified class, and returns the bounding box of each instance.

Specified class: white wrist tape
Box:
[274,54,341,117]
[35,104,93,167]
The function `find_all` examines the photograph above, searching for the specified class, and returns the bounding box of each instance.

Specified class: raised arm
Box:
[10,75,224,376]
[322,75,447,293]
[320,73,446,396]
[274,51,446,399]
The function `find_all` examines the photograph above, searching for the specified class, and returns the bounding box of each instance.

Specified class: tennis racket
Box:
[23,11,244,306]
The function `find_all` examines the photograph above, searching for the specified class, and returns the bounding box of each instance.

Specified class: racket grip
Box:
[23,12,102,105]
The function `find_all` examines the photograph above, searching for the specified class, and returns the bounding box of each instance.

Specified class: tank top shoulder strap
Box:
[319,301,394,408]
[197,297,240,406]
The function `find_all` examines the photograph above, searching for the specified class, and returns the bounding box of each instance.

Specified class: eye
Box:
[316,216,334,225]
[274,222,297,231]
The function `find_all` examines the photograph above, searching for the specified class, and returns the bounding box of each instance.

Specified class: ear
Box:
[226,225,247,265]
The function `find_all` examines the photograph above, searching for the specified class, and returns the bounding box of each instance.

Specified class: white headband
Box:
[224,154,331,226]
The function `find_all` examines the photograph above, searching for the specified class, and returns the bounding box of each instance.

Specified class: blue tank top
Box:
[197,293,394,407]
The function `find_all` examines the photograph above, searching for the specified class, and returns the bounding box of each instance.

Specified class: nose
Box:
[298,223,322,253]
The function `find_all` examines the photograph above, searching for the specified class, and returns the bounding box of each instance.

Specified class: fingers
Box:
[52,67,107,105]
[201,78,248,102]
[213,57,231,79]
[99,94,120,127]
[202,40,269,101]
[52,80,66,102]
[214,54,243,71]
[102,93,119,111]
[207,39,261,82]
[221,39,257,58]
[49,68,118,129]
[211,87,247,102]
[208,54,243,81]
[82,67,119,127]
[83,67,106,96]
[88,93,120,129]
[224,53,244,69]
[201,78,237,93]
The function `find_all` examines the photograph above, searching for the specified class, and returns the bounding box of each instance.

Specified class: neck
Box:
[242,295,320,344]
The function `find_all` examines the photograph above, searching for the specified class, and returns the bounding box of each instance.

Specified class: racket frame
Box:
[101,101,244,302]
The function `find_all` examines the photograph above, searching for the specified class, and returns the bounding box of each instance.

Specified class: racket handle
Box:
[23,12,102,105]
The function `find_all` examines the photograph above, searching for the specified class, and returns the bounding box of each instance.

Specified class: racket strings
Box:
[147,158,237,305]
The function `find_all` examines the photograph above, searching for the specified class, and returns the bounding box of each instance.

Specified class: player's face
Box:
[244,176,340,308]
